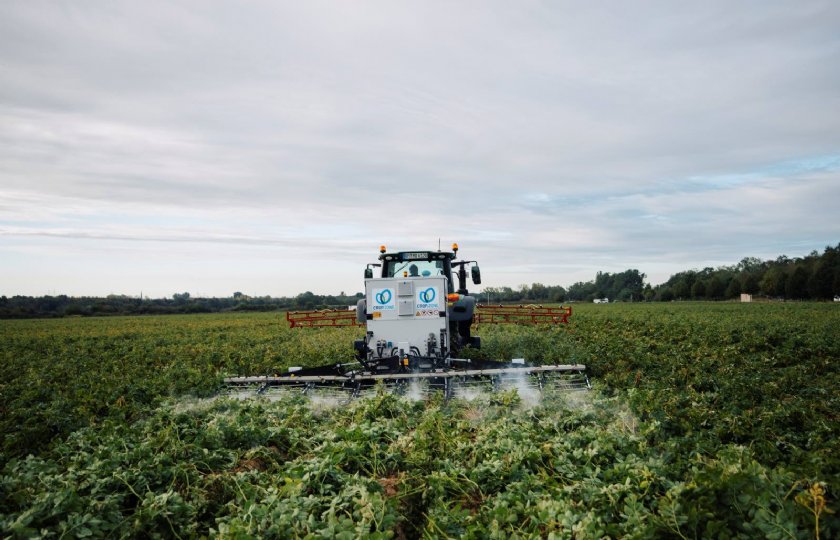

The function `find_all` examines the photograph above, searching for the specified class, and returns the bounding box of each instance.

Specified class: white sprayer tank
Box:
[365,276,448,359]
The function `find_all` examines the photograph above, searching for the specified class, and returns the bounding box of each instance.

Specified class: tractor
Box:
[224,244,588,399]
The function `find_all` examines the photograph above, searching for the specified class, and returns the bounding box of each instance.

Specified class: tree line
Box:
[0,291,364,319]
[1,244,837,318]
[481,269,647,304]
[652,244,839,301]
[486,244,839,303]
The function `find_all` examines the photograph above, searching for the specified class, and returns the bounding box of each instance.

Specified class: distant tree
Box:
[725,278,741,299]
[741,273,760,295]
[807,261,834,299]
[296,291,316,309]
[567,281,594,302]
[681,271,699,289]
[64,304,86,316]
[706,276,725,299]
[691,280,706,299]
[527,283,547,301]
[834,268,840,296]
[658,288,674,301]
[736,257,764,273]
[760,267,786,297]
[785,266,809,299]
[673,280,690,300]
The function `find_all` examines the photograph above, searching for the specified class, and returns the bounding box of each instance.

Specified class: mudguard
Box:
[447,295,475,322]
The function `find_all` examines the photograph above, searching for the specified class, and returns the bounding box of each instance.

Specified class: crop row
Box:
[0,302,837,537]
[2,389,826,538]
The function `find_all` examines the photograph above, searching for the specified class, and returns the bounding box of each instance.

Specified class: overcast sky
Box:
[1,1,839,297]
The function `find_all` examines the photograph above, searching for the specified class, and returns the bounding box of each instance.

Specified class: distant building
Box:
[741,294,752,303]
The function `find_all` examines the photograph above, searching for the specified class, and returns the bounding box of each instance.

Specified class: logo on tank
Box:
[416,287,439,309]
[372,288,395,310]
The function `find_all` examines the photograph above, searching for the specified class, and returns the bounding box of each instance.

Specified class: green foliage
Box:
[691,280,706,299]
[566,269,646,302]
[656,243,840,300]
[725,276,741,298]
[0,313,356,462]
[0,390,829,538]
[1,304,838,537]
[787,266,810,300]
[0,291,365,319]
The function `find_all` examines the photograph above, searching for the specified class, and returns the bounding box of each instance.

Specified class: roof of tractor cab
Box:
[378,251,456,262]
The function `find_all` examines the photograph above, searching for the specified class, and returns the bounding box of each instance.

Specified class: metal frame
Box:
[474,304,572,325]
[286,309,363,328]
[224,364,587,384]
[285,303,572,328]
[223,364,591,402]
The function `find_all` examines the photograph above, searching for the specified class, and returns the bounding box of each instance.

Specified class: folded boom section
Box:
[474,304,572,325]
[285,304,572,328]
[287,309,363,328]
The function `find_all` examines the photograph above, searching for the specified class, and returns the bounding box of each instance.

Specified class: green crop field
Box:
[1,303,838,538]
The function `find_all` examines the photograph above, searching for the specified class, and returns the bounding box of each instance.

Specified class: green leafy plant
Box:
[1,304,838,537]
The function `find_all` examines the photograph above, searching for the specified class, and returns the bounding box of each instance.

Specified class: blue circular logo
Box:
[419,287,436,304]
[375,289,392,304]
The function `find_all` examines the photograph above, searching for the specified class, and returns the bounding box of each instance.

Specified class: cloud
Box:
[1,1,839,295]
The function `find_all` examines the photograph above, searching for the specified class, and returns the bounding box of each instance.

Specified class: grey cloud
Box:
[1,1,839,295]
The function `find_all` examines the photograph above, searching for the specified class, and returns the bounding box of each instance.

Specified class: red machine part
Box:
[474,304,572,325]
[286,309,364,328]
[286,304,572,328]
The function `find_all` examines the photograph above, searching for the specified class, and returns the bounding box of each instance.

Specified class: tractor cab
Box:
[366,244,481,295]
